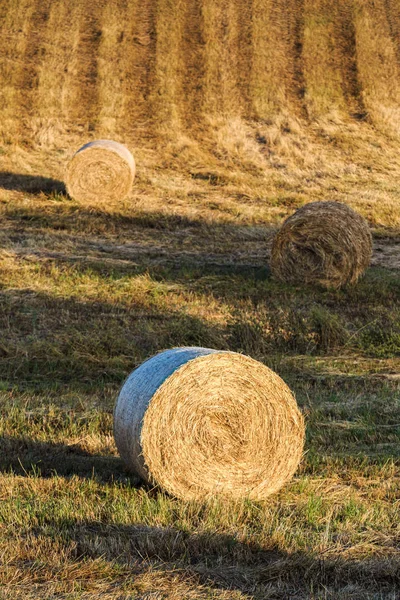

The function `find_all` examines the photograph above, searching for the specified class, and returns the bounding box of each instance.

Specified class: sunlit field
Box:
[0,0,400,597]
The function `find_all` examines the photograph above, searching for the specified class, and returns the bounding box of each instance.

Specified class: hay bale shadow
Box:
[48,521,400,598]
[0,434,139,486]
[0,171,66,195]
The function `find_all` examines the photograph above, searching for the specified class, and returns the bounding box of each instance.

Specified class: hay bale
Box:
[66,140,135,203]
[114,347,305,501]
[270,201,372,289]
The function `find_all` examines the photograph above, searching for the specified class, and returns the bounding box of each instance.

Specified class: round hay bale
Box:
[270,201,372,289]
[66,140,135,203]
[114,347,305,501]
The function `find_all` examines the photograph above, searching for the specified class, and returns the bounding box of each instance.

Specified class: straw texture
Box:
[270,201,372,289]
[114,347,305,501]
[66,140,135,203]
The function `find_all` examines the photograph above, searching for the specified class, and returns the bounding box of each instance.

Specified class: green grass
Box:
[0,160,399,598]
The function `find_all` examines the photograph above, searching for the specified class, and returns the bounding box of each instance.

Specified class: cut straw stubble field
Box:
[1,0,400,143]
[0,0,400,597]
[0,189,399,597]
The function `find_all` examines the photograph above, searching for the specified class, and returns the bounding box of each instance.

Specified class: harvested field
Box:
[0,1,400,598]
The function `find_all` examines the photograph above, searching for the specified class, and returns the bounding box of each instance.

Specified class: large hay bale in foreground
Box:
[66,140,135,203]
[114,347,305,501]
[271,201,372,289]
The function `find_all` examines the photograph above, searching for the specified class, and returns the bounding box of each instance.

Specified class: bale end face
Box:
[270,201,372,289]
[66,139,135,203]
[114,348,305,501]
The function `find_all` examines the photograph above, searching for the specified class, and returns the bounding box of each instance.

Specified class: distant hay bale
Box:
[271,201,372,289]
[114,347,305,501]
[66,140,135,203]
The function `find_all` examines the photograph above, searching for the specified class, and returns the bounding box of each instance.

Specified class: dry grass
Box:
[1,0,400,142]
[114,349,304,501]
[0,1,400,597]
[66,140,135,203]
[0,139,399,596]
[353,0,400,136]
[271,201,372,289]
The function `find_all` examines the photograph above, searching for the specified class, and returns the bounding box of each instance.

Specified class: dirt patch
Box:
[372,238,400,270]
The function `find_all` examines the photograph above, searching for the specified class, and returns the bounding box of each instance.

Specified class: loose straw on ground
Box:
[66,139,135,203]
[271,201,372,289]
[114,347,305,501]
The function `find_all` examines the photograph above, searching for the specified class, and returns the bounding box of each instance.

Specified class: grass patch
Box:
[0,143,399,597]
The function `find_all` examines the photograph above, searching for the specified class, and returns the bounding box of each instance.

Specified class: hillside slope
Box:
[1,0,400,144]
[1,0,400,231]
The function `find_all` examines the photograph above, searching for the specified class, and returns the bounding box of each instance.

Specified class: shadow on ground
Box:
[0,283,399,394]
[0,171,66,195]
[34,519,400,598]
[0,434,139,485]
[0,288,227,389]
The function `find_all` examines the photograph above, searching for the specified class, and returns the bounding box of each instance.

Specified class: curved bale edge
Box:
[270,201,372,289]
[114,347,305,501]
[66,139,135,203]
